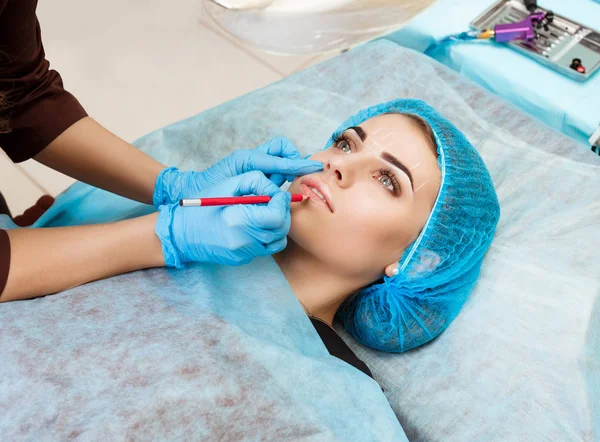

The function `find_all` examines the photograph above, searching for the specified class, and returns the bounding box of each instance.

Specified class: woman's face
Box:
[287,114,442,282]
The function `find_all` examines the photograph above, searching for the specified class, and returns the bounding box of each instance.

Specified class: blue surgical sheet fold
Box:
[0,256,405,441]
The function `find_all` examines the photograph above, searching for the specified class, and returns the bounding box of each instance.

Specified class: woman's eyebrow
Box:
[381,152,414,191]
[348,126,367,142]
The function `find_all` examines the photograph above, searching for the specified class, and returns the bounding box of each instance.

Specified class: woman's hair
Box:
[401,113,437,157]
[0,92,9,134]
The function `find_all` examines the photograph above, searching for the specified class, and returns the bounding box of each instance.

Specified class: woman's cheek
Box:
[339,186,383,214]
[348,204,402,246]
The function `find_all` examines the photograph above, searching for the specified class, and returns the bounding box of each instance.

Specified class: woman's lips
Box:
[299,177,334,213]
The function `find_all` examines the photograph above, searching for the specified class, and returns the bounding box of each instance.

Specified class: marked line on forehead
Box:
[365,138,381,149]
[414,180,428,192]
[367,127,395,143]
[364,135,401,149]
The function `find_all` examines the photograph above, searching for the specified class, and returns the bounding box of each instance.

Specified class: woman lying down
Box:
[5,98,498,384]
[274,99,500,379]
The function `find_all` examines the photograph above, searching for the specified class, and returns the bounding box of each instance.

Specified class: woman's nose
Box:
[327,156,357,189]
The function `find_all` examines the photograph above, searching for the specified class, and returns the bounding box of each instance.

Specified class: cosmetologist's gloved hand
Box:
[155,171,291,267]
[153,136,322,207]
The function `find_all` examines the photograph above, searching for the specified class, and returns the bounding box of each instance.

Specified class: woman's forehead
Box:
[357,114,435,168]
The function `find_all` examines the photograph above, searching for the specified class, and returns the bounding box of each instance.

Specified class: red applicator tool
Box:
[179,193,308,207]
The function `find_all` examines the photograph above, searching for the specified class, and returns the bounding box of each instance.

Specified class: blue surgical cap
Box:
[327,99,501,352]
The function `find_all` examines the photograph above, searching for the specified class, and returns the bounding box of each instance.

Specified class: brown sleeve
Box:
[0,229,10,297]
[0,0,87,163]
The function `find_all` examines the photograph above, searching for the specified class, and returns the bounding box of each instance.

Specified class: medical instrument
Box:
[441,8,550,44]
[180,193,307,207]
[471,0,600,81]
[202,0,436,54]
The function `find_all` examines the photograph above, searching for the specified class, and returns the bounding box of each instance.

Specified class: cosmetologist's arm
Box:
[0,213,165,302]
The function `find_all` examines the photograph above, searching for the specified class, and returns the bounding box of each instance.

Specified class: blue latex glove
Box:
[155,171,291,267]
[153,137,322,207]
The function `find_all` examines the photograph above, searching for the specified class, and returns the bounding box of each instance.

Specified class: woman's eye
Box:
[379,175,394,192]
[337,139,352,154]
[376,170,400,196]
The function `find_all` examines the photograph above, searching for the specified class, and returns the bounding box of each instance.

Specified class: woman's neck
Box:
[273,239,364,325]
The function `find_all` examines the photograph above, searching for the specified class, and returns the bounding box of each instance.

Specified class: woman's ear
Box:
[384,262,400,278]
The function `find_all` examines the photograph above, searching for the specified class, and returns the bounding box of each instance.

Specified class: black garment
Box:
[0,192,10,218]
[310,316,381,391]
[0,0,87,162]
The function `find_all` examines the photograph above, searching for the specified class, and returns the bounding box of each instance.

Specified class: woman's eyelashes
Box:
[376,169,401,196]
[333,132,401,196]
[333,132,353,154]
